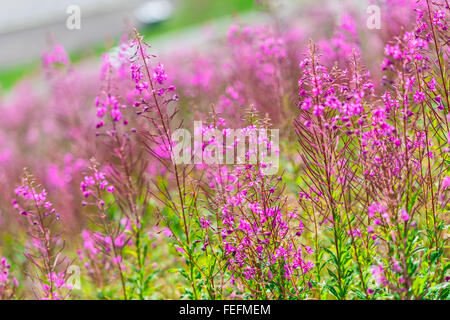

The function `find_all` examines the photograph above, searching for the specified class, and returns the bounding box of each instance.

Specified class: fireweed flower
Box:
[442,176,450,189]
[93,31,181,299]
[318,13,360,68]
[371,264,387,287]
[413,91,426,103]
[13,170,71,300]
[0,0,448,301]
[400,208,410,222]
[42,44,69,68]
[0,257,18,300]
[78,160,128,298]
[205,126,313,298]
[199,217,211,229]
[94,35,167,298]
[295,42,385,298]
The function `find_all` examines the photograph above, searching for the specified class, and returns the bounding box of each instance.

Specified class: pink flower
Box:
[413,91,426,103]
[153,63,167,85]
[200,217,211,229]
[371,264,387,286]
[175,246,185,255]
[42,45,69,67]
[400,208,410,222]
[443,177,450,189]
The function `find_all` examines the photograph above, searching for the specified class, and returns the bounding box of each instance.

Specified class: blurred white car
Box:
[134,0,174,26]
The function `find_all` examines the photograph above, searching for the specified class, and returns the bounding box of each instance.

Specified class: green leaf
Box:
[407,189,420,213]
[325,284,340,300]
[429,250,443,265]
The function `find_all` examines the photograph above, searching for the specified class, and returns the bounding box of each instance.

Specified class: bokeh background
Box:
[0,0,395,90]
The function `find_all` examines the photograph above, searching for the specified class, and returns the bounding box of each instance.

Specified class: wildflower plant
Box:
[127,30,206,299]
[0,257,18,300]
[13,170,72,299]
[294,0,449,299]
[78,159,128,299]
[0,0,448,301]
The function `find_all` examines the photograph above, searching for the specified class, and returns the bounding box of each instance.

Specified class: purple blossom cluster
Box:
[0,0,447,300]
[0,257,18,300]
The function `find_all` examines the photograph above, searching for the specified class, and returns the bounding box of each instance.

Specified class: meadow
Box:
[0,0,448,300]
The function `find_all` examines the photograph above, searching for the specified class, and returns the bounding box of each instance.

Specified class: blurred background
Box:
[0,0,260,89]
[0,0,379,91]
